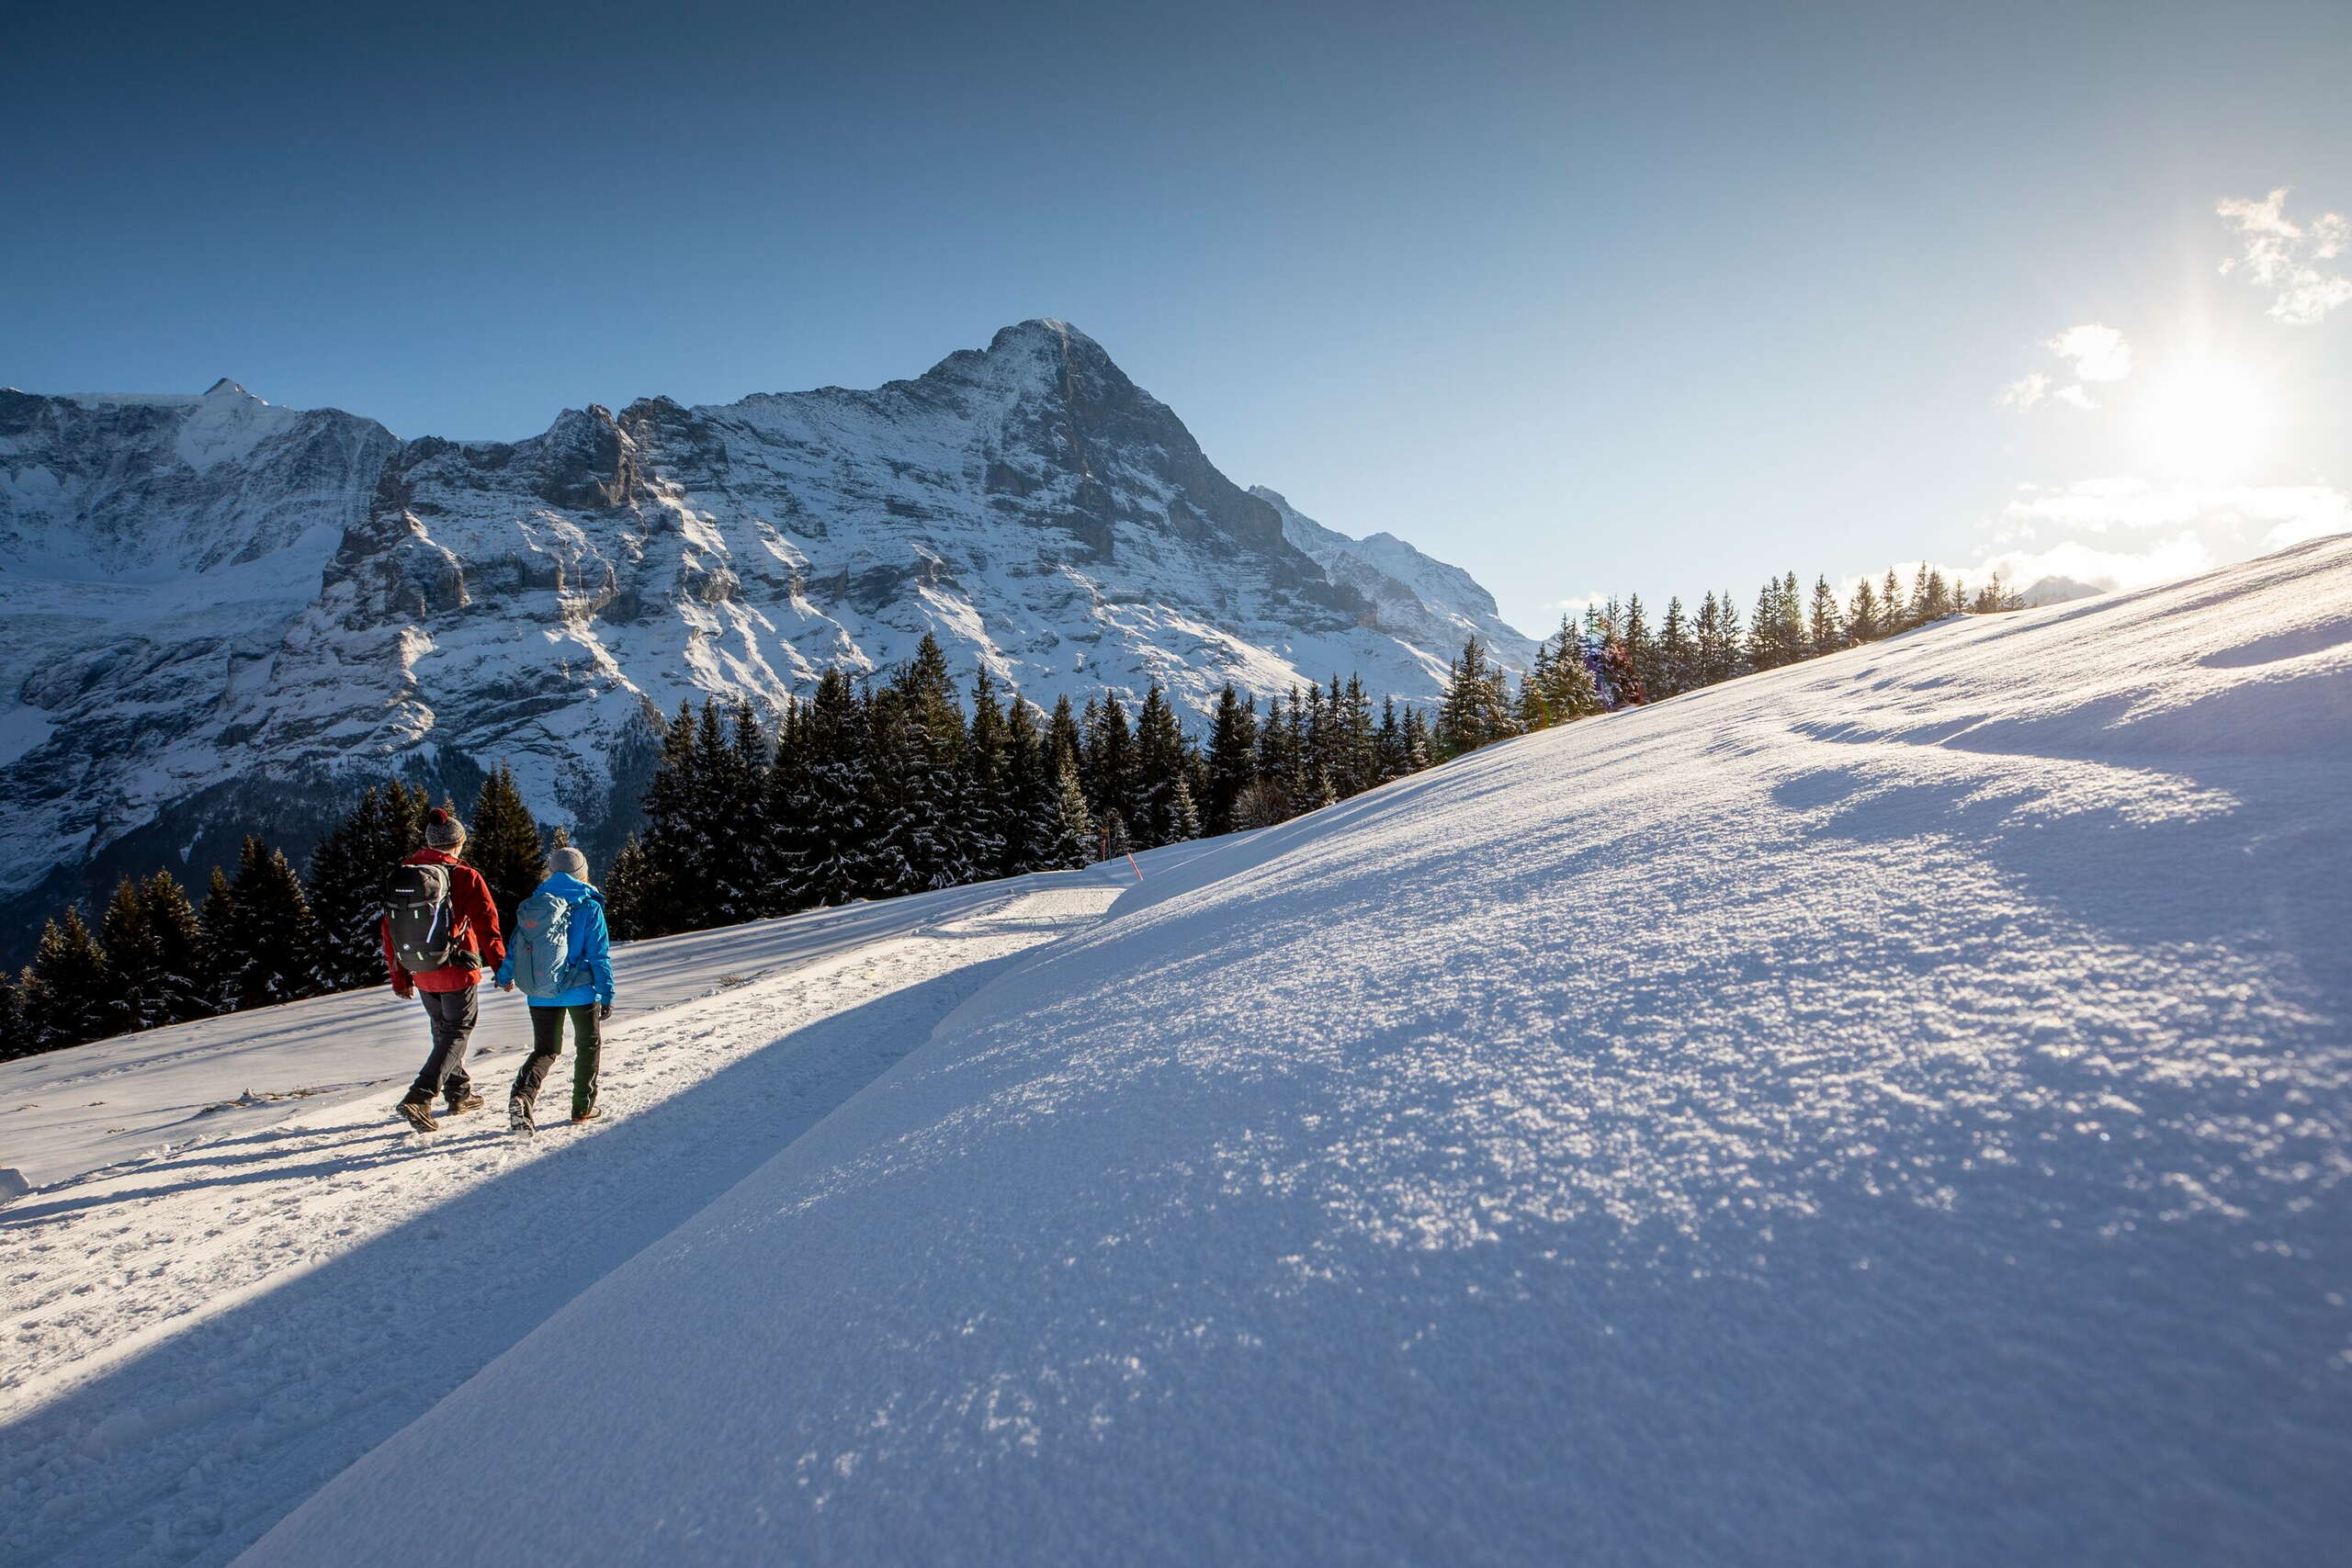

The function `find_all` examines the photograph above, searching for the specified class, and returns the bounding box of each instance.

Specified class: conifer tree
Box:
[1655,597,1693,698]
[1808,574,1845,656]
[1082,692,1135,836]
[1132,683,1189,848]
[199,866,240,1012]
[635,700,707,933]
[0,972,24,1062]
[1167,774,1203,841]
[1043,752,1096,869]
[222,837,329,1010]
[763,695,814,915]
[139,870,211,1023]
[1333,676,1375,796]
[1204,684,1259,835]
[1046,694,1082,775]
[1882,569,1906,633]
[964,670,1011,876]
[1255,691,1295,815]
[1538,617,1606,719]
[309,785,402,989]
[1402,706,1434,773]
[469,761,548,934]
[1373,695,1408,784]
[1439,638,1513,752]
[1623,595,1654,698]
[998,694,1052,876]
[604,835,656,941]
[1848,576,1882,642]
[787,670,876,908]
[100,877,157,1034]
[20,906,119,1049]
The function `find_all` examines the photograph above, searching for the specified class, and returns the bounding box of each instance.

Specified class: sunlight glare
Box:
[2138,361,2269,479]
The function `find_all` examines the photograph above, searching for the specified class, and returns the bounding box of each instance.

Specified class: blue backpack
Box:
[510,887,585,998]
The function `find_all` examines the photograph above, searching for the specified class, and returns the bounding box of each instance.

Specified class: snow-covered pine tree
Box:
[1715,591,1747,682]
[469,762,547,935]
[1538,617,1606,718]
[705,700,773,925]
[1596,636,1645,706]
[1204,684,1258,836]
[1439,638,1506,753]
[760,695,811,915]
[1623,595,1654,698]
[20,905,118,1049]
[1166,774,1203,841]
[1043,752,1096,869]
[783,669,876,909]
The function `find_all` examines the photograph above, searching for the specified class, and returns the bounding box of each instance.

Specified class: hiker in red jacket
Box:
[381,807,507,1133]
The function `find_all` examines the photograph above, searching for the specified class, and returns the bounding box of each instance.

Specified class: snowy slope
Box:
[0,324,1528,934]
[0,849,1229,1568]
[241,536,2352,1566]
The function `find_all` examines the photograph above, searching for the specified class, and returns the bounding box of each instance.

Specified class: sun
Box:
[2137,360,2269,479]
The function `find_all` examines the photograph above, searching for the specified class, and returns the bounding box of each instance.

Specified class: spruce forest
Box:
[0,563,2014,1060]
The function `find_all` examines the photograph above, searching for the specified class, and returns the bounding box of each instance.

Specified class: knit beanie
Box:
[424,807,467,851]
[549,846,590,881]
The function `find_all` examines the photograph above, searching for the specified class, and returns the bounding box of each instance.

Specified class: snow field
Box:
[242,537,2352,1566]
[0,881,1123,1567]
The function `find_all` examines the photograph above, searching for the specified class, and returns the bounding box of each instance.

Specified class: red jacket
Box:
[381,848,506,995]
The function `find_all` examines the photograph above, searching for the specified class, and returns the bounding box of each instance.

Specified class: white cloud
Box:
[2046,323,2133,382]
[1998,372,2050,410]
[1977,534,2216,596]
[2217,187,2352,324]
[1967,477,2350,601]
[1999,323,2130,412]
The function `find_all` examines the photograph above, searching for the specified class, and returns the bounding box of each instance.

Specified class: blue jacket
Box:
[492,874,614,1009]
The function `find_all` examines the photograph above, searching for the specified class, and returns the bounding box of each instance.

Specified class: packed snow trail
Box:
[243,538,2351,1567]
[0,880,1124,1568]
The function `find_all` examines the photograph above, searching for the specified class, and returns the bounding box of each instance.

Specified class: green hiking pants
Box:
[512,1004,602,1119]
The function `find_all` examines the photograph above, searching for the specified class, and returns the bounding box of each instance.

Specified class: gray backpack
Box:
[509,886,582,998]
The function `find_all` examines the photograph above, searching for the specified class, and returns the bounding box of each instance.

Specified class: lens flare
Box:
[2137,362,2268,479]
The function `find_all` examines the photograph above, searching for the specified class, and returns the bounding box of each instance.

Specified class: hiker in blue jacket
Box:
[493,847,616,1133]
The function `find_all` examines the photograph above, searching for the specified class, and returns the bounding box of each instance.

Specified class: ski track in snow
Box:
[0,883,1119,1568]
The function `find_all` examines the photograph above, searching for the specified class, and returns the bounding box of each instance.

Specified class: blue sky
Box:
[6,0,2346,630]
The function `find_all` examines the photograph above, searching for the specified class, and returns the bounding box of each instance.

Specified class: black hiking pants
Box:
[512,1004,602,1120]
[404,987,480,1107]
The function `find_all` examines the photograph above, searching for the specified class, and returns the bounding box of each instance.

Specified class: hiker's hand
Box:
[499,980,514,992]
[599,1001,612,1021]
[393,982,413,999]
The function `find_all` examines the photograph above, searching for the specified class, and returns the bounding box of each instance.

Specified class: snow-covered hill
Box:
[6,538,2344,1566]
[0,322,1532,935]
[226,535,2352,1565]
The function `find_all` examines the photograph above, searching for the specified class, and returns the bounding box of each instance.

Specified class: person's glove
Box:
[599,1000,613,1021]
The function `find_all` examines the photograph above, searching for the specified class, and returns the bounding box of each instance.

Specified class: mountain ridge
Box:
[0,321,1534,942]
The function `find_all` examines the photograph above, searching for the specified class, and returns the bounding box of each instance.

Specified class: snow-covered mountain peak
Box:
[0,322,1531,937]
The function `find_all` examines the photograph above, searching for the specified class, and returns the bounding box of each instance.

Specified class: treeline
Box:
[605,635,1437,939]
[1,561,2007,1060]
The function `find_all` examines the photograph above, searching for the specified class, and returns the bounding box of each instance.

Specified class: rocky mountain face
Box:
[0,321,1532,945]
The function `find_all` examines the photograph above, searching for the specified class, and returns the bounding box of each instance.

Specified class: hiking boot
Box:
[395,1100,438,1134]
[446,1091,484,1115]
[509,1097,535,1135]
[570,1108,601,1125]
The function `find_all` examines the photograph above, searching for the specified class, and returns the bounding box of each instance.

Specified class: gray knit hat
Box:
[424,807,467,851]
[549,845,591,880]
